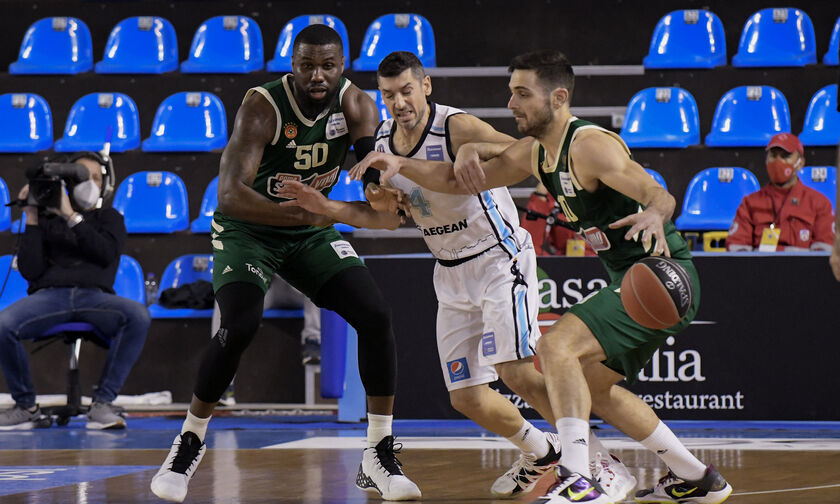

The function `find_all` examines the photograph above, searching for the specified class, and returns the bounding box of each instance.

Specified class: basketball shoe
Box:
[635,465,732,503]
[590,451,636,501]
[491,431,562,498]
[355,435,421,500]
[531,465,613,503]
[150,432,207,503]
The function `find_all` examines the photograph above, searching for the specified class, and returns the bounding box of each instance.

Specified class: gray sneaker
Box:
[86,402,126,430]
[0,405,49,430]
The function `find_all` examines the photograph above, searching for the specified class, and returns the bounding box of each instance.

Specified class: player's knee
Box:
[449,387,483,417]
[496,361,537,397]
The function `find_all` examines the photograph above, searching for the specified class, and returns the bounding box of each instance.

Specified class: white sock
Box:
[556,417,591,478]
[588,430,609,459]
[506,420,550,459]
[640,421,706,481]
[182,411,211,442]
[367,413,393,447]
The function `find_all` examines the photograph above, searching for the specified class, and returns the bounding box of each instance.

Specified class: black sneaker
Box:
[356,435,421,500]
[150,431,207,503]
[635,464,733,503]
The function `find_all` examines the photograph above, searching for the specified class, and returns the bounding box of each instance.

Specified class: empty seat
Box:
[364,90,391,121]
[148,254,214,318]
[329,172,365,233]
[798,166,836,211]
[112,171,189,233]
[353,14,436,71]
[190,176,219,233]
[644,168,668,192]
[643,10,726,69]
[732,8,816,67]
[0,93,52,153]
[0,256,28,311]
[705,86,791,147]
[267,15,350,73]
[54,93,140,153]
[675,167,760,231]
[825,16,840,65]
[95,16,178,74]
[620,87,700,148]
[142,92,228,152]
[9,17,93,74]
[181,16,264,73]
[114,255,145,305]
[799,85,840,146]
[0,178,11,232]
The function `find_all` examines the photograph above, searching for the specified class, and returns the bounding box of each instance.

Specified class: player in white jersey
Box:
[279,51,635,501]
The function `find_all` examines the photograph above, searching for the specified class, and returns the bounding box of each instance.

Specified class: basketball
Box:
[620,256,693,330]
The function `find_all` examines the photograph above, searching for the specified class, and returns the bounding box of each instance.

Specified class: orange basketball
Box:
[620,257,693,330]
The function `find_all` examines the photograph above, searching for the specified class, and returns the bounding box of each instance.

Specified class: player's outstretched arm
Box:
[217,93,332,227]
[349,151,466,193]
[276,180,404,230]
[454,136,534,194]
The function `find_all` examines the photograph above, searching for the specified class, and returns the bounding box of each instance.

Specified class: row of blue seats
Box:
[621,84,840,148]
[644,8,840,68]
[8,13,434,75]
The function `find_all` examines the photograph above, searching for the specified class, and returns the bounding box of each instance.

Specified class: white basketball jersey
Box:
[375,103,524,260]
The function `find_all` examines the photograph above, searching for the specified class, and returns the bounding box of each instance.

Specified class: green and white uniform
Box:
[532,117,700,381]
[211,75,364,299]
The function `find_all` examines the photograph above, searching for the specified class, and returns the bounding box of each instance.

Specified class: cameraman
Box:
[0,152,149,430]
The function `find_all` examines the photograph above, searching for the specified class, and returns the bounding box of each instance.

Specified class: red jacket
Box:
[727,180,834,251]
[521,193,596,256]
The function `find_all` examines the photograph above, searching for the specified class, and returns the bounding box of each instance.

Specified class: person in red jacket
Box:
[521,183,596,256]
[727,133,834,252]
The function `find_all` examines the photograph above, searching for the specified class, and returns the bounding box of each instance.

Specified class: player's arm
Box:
[276,181,403,230]
[217,92,332,226]
[454,133,534,194]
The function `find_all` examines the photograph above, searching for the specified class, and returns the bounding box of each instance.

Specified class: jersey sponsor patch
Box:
[800,229,810,242]
[326,113,348,140]
[558,172,576,197]
[481,332,497,356]
[581,226,611,252]
[425,144,444,161]
[330,240,359,259]
[284,123,298,139]
[447,357,471,383]
[244,262,269,284]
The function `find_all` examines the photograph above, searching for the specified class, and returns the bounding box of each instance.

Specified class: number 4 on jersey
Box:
[409,187,432,217]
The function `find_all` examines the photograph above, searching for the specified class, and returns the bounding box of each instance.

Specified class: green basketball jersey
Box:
[532,117,690,276]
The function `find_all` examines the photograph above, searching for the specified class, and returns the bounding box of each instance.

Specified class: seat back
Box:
[0,93,53,153]
[364,90,391,121]
[9,17,93,74]
[620,87,700,148]
[675,167,760,231]
[705,86,791,147]
[799,85,840,146]
[733,8,817,67]
[643,10,726,69]
[798,166,837,211]
[0,178,10,231]
[96,16,178,74]
[142,92,228,152]
[158,254,214,290]
[644,168,668,192]
[181,16,264,73]
[267,15,350,72]
[190,176,219,233]
[112,171,189,233]
[825,16,840,65]
[328,172,365,232]
[114,255,145,305]
[54,92,140,152]
[0,256,28,311]
[353,13,436,71]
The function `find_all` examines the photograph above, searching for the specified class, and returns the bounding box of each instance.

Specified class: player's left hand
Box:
[366,183,410,216]
[349,151,403,185]
[609,208,671,257]
[275,180,330,214]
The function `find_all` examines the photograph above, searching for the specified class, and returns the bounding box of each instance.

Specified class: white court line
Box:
[733,483,840,496]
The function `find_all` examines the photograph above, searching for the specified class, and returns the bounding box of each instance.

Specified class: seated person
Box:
[0,152,150,429]
[728,133,834,252]
[522,183,596,256]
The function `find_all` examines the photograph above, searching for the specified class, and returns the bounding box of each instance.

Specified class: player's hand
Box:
[453,144,486,194]
[366,183,409,215]
[349,151,403,185]
[831,238,840,281]
[275,180,331,215]
[609,208,671,257]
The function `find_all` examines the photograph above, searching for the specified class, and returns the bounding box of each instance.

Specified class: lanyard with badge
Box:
[759,191,790,252]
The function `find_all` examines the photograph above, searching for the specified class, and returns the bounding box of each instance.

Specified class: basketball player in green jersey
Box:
[151,25,420,503]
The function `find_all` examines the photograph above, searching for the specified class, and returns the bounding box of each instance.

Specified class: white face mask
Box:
[72,180,101,209]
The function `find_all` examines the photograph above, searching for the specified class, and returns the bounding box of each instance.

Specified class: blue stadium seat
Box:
[329,172,365,233]
[10,214,25,234]
[0,255,28,311]
[142,92,228,152]
[0,178,11,232]
[644,169,668,192]
[112,171,189,233]
[798,166,836,211]
[54,93,140,152]
[364,90,391,121]
[799,85,840,146]
[9,17,93,74]
[181,16,264,73]
[95,16,178,74]
[825,16,840,65]
[267,15,350,73]
[643,10,727,69]
[190,176,219,233]
[705,86,791,147]
[0,93,52,153]
[620,87,700,148]
[148,254,214,318]
[732,8,816,67]
[353,14,436,71]
[675,167,760,231]
[114,255,145,305]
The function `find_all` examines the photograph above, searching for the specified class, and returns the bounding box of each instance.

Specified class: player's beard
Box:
[518,98,554,138]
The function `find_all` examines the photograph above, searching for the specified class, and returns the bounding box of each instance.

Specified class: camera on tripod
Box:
[25,162,91,209]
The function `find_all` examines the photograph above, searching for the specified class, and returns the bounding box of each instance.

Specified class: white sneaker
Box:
[150,432,207,503]
[590,451,636,501]
[355,435,421,501]
[534,465,614,503]
[491,431,562,498]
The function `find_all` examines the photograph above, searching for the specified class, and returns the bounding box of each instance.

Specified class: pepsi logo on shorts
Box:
[447,357,470,383]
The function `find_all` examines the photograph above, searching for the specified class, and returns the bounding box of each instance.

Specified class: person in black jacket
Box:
[0,153,150,430]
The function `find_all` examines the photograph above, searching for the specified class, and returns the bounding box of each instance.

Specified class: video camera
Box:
[25,162,90,209]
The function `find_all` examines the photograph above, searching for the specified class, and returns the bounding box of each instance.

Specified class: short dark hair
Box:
[377,51,425,81]
[508,50,575,100]
[293,24,343,54]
